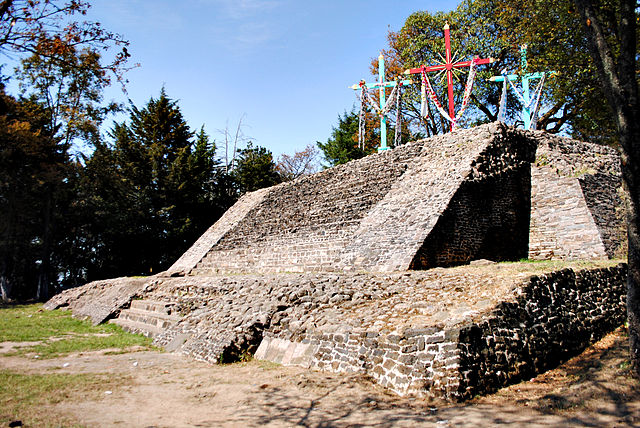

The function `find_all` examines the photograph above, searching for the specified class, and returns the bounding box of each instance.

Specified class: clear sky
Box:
[83,0,457,159]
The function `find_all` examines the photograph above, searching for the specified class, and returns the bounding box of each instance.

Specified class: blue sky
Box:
[84,1,458,158]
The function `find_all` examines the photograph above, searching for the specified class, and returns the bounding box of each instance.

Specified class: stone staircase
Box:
[110,299,179,338]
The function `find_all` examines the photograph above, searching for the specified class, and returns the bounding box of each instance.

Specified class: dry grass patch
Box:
[0,369,129,427]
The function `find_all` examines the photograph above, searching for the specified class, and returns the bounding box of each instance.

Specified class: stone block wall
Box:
[169,124,623,276]
[410,166,531,268]
[191,142,416,274]
[43,276,149,324]
[255,264,626,400]
[456,265,627,399]
[528,133,624,260]
[167,187,271,275]
[45,262,626,401]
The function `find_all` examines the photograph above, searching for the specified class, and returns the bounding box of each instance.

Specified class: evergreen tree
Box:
[317,111,367,167]
[232,142,281,194]
[0,88,60,300]
[72,89,236,279]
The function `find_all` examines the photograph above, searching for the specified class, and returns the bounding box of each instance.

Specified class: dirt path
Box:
[2,328,639,427]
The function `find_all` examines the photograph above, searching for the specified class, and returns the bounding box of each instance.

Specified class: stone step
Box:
[130,299,174,314]
[117,307,180,329]
[110,318,163,338]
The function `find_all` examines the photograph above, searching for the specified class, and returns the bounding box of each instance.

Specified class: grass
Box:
[494,258,623,274]
[0,369,126,427]
[0,303,154,358]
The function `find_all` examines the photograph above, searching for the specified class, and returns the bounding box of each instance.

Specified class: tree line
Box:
[0,1,288,302]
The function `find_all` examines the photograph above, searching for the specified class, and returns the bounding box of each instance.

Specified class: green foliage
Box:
[489,0,627,143]
[73,89,236,279]
[0,0,133,85]
[382,5,508,136]
[232,142,281,194]
[381,0,635,143]
[317,110,367,166]
[0,88,63,301]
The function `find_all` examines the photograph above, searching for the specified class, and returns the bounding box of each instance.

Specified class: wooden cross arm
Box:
[404,57,496,75]
[349,79,414,90]
[489,71,550,82]
[489,74,519,82]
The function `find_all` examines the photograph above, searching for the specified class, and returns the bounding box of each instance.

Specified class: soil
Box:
[1,327,639,427]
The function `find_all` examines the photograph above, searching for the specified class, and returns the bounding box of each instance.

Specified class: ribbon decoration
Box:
[420,60,477,129]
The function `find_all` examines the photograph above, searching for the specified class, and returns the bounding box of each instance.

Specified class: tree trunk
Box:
[575,0,639,377]
[0,265,10,303]
[36,189,53,302]
[623,121,640,377]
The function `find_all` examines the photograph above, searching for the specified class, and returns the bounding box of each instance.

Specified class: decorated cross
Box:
[404,23,496,131]
[350,53,413,152]
[489,44,550,130]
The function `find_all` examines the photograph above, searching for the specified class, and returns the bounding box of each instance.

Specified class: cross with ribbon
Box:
[350,53,413,152]
[490,44,551,130]
[404,23,496,131]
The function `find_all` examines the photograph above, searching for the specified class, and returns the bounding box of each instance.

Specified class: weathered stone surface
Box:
[528,133,623,260]
[180,123,623,274]
[43,276,149,325]
[44,123,628,401]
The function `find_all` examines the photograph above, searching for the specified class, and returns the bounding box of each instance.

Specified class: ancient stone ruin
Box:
[45,122,627,400]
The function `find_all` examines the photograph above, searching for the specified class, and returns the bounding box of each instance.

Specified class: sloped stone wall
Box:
[528,166,608,260]
[192,143,416,274]
[528,133,623,260]
[410,166,531,268]
[174,124,623,276]
[167,187,271,275]
[189,123,544,274]
[43,276,148,324]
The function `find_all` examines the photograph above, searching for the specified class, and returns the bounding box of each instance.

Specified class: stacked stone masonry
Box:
[179,123,624,275]
[45,263,627,400]
[45,123,628,401]
[528,133,624,260]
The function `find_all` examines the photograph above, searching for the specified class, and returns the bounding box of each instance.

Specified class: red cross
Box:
[404,23,495,131]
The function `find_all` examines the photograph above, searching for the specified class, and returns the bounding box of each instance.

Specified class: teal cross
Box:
[490,45,551,130]
[350,53,413,152]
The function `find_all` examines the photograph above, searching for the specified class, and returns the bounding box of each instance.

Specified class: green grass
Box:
[0,369,126,427]
[0,303,154,358]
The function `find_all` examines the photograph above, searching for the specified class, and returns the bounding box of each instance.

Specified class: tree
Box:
[0,87,61,301]
[491,0,621,143]
[380,6,508,136]
[12,45,121,300]
[69,89,238,280]
[380,0,627,143]
[573,0,639,376]
[233,142,281,194]
[0,1,133,301]
[317,110,368,167]
[276,144,320,181]
[0,0,132,84]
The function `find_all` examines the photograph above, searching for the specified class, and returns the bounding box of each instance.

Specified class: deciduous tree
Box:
[574,0,639,376]
[276,144,320,181]
[0,0,132,84]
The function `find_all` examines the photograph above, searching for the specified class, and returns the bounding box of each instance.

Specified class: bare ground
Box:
[1,327,639,427]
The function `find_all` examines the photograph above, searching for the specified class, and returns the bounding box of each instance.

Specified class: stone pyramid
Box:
[45,123,626,400]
